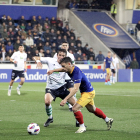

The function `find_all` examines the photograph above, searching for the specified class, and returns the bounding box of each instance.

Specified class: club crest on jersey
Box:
[93,23,118,37]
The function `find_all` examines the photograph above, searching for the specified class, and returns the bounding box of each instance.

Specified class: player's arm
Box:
[47,67,67,75]
[111,61,115,70]
[33,56,42,69]
[60,83,80,106]
[10,53,17,64]
[103,61,106,71]
[24,61,27,72]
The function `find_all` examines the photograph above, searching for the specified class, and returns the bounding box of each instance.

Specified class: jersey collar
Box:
[70,66,75,74]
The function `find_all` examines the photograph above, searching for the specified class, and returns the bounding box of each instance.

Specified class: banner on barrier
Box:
[0,69,106,82]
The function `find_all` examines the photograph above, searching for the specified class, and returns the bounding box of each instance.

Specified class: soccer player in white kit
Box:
[110,54,119,84]
[8,45,27,96]
[54,41,75,112]
[33,49,77,127]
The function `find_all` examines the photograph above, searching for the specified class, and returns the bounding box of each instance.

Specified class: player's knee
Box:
[72,107,78,112]
[45,100,51,106]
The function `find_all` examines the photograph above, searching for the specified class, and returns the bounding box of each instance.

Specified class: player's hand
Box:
[60,99,67,106]
[103,68,105,71]
[24,68,27,72]
[14,61,17,64]
[36,62,42,69]
[47,70,54,75]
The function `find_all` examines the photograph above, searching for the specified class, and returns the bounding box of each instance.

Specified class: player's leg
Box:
[44,89,55,127]
[107,69,111,85]
[17,77,25,95]
[86,104,113,130]
[17,71,25,95]
[105,69,109,85]
[113,71,116,84]
[8,70,17,96]
[110,70,113,83]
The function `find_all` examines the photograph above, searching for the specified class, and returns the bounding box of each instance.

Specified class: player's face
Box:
[57,52,66,63]
[19,46,24,52]
[108,52,111,57]
[61,62,71,72]
[61,43,69,51]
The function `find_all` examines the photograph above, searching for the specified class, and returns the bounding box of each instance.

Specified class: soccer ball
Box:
[27,123,40,135]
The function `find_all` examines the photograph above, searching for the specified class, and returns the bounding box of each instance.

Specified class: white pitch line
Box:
[0,120,2,121]
[10,100,16,101]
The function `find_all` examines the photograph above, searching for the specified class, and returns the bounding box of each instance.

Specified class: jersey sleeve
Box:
[73,70,82,84]
[11,52,16,59]
[104,57,107,62]
[40,57,52,63]
[53,53,57,59]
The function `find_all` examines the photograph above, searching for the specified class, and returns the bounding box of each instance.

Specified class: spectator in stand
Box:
[23,42,27,52]
[18,16,27,26]
[37,23,43,35]
[78,0,89,9]
[27,51,32,61]
[6,49,13,61]
[7,22,15,31]
[56,23,63,32]
[63,24,70,33]
[51,23,57,33]
[45,49,51,57]
[37,15,44,26]
[62,35,68,43]
[2,29,8,39]
[21,35,26,44]
[6,41,14,52]
[111,1,117,19]
[44,37,51,44]
[51,49,56,56]
[1,15,7,24]
[44,42,51,52]
[36,37,44,46]
[82,43,90,55]
[83,56,89,64]
[77,56,83,64]
[50,29,57,41]
[14,40,21,51]
[21,28,27,38]
[25,35,34,51]
[74,49,83,60]
[30,44,37,56]
[26,23,32,31]
[70,0,78,9]
[20,23,26,30]
[66,30,71,40]
[51,42,57,51]
[39,49,45,57]
[88,56,95,64]
[1,22,7,32]
[69,42,76,53]
[34,50,39,56]
[43,23,50,31]
[1,44,6,61]
[56,17,63,26]
[44,17,50,25]
[56,35,63,46]
[50,17,57,26]
[95,51,105,63]
[4,38,11,45]
[15,25,21,32]
[6,16,14,25]
[75,43,82,53]
[43,29,50,39]
[88,48,95,60]
[90,0,99,9]
[69,36,75,44]
[14,30,21,39]
[75,37,81,46]
[37,43,44,51]
[7,28,14,40]
[31,16,37,27]
[130,58,139,69]
[56,30,61,37]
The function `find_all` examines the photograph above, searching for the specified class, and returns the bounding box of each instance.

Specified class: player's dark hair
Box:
[60,57,72,64]
[62,41,68,44]
[57,49,67,56]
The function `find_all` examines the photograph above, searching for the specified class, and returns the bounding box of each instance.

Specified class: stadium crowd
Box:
[0,15,105,64]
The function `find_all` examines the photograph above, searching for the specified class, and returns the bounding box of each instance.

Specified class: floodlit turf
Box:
[0,82,140,140]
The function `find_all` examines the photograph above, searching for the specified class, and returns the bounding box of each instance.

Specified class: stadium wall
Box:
[0,5,57,20]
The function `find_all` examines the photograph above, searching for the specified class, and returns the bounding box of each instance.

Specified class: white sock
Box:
[9,86,12,91]
[45,104,53,119]
[110,76,112,83]
[113,77,115,83]
[17,84,22,89]
[80,123,85,127]
[104,117,109,122]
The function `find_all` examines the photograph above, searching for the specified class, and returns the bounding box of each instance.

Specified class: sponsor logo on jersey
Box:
[93,23,118,37]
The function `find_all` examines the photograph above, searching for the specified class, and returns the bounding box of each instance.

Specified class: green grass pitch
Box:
[0,82,140,140]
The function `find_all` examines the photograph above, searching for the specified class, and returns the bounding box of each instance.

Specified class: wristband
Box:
[36,60,40,63]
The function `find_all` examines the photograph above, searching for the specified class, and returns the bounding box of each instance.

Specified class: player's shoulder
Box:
[67,51,74,58]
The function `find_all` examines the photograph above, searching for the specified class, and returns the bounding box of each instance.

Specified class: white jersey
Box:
[11,51,27,71]
[53,51,75,64]
[40,57,71,89]
[110,57,119,69]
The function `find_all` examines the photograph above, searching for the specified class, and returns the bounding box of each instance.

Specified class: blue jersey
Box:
[104,57,112,68]
[68,66,94,93]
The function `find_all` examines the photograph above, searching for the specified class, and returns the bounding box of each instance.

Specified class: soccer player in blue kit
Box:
[103,51,115,85]
[47,57,113,133]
